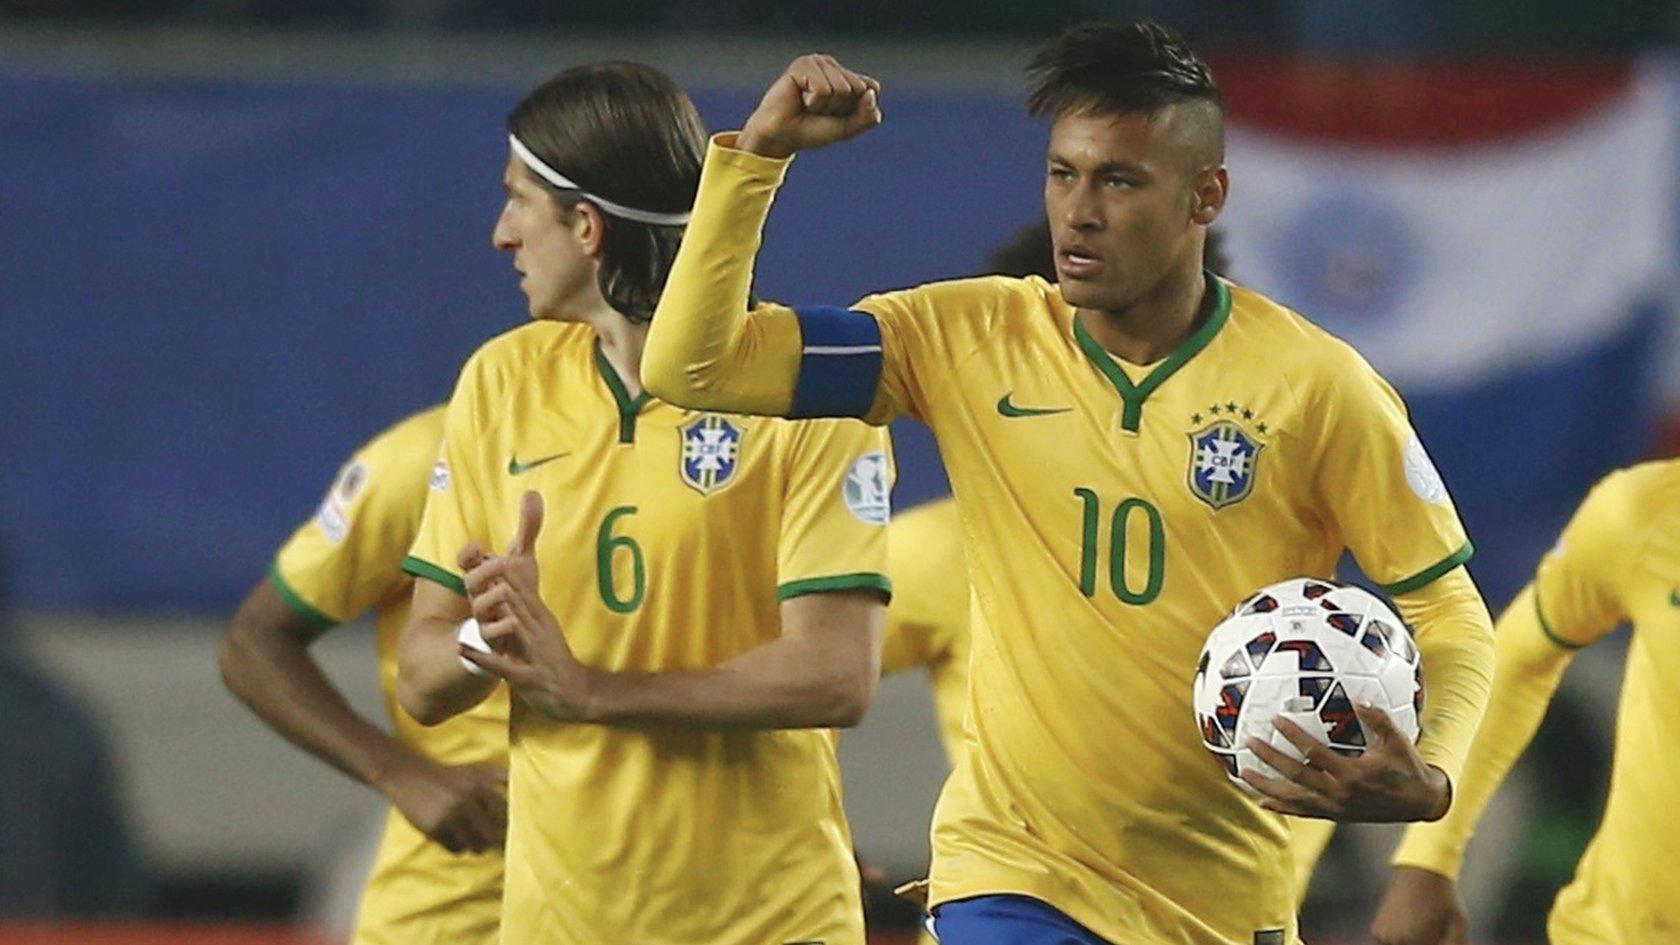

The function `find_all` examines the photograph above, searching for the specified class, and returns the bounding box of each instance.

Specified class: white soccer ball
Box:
[1192,577,1422,794]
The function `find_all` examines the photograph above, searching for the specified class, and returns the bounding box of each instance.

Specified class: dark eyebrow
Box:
[1046,155,1150,177]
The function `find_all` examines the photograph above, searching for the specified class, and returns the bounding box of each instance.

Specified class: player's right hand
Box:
[1370,865,1471,945]
[380,756,508,854]
[737,54,882,159]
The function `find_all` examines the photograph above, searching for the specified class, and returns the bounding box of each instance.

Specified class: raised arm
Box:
[642,55,884,417]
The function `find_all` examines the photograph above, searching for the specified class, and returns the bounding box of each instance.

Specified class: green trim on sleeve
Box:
[1377,541,1476,596]
[1533,586,1587,651]
[267,562,339,631]
[401,556,468,597]
[777,572,893,602]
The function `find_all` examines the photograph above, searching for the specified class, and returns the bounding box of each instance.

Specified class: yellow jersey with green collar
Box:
[404,320,891,945]
[270,405,508,945]
[1394,460,1680,943]
[880,493,1342,911]
[854,274,1471,944]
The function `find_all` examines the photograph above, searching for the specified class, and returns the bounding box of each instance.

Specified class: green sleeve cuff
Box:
[777,572,892,603]
[267,562,339,631]
[1532,585,1587,650]
[1378,541,1475,596]
[401,556,467,597]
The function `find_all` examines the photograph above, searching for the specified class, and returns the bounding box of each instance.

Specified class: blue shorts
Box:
[931,894,1109,945]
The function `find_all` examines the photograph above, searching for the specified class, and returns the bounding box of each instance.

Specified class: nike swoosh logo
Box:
[507,452,569,475]
[997,392,1071,418]
[1671,587,1680,608]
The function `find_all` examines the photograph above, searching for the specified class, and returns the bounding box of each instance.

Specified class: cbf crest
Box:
[1187,419,1263,510]
[679,415,743,496]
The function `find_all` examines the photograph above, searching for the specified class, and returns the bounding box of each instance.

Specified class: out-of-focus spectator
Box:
[0,545,149,918]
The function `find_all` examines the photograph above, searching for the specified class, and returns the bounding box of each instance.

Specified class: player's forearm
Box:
[219,627,411,788]
[1391,583,1572,878]
[1390,565,1495,788]
[581,627,879,730]
[397,614,499,726]
[642,134,803,415]
[219,592,412,789]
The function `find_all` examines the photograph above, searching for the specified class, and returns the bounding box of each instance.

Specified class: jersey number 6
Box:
[596,505,647,613]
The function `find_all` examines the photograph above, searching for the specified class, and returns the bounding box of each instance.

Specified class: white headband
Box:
[508,133,692,227]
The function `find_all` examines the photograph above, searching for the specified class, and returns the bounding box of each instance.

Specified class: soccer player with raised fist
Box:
[643,19,1498,945]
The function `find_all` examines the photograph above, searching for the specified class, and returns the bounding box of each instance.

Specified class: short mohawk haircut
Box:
[1026,19,1222,119]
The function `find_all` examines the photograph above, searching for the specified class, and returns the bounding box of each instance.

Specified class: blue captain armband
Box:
[789,306,883,419]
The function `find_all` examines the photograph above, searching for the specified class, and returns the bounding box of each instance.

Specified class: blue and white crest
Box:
[1187,420,1263,510]
[679,415,743,496]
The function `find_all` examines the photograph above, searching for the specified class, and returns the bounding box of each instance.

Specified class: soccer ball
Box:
[1192,577,1422,793]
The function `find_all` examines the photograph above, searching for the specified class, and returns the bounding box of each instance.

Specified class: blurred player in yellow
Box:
[882,497,971,765]
[1368,459,1680,945]
[219,406,510,945]
[641,20,1497,945]
[395,63,891,945]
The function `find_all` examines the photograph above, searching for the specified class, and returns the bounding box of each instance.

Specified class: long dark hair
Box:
[508,62,706,323]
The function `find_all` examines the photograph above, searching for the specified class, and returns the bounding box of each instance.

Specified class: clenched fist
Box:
[737,54,883,159]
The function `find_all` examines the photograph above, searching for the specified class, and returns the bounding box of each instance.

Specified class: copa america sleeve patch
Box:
[843,452,891,525]
[1403,432,1449,504]
[429,458,451,492]
[314,460,369,544]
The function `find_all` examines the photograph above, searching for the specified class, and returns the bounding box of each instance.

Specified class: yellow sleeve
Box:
[641,134,808,417]
[881,499,972,766]
[1390,565,1495,787]
[1311,355,1473,594]
[1392,475,1633,877]
[774,419,894,601]
[1287,817,1336,905]
[271,407,444,626]
[403,358,497,596]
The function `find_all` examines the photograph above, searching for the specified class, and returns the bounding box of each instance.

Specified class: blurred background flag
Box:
[1215,56,1680,600]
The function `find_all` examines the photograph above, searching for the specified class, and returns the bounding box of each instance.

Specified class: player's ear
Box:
[1189,165,1228,226]
[569,201,608,257]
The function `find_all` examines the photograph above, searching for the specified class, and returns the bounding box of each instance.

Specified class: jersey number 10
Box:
[1074,489,1165,605]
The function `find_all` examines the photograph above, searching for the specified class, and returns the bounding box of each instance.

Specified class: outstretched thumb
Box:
[508,490,545,557]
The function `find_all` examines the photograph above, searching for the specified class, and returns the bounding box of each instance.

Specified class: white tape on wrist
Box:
[457,618,491,677]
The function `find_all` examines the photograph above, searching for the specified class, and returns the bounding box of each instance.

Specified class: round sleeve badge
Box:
[1403,433,1449,505]
[843,452,892,525]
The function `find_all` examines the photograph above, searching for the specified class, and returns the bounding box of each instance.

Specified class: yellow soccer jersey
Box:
[883,496,1341,909]
[865,275,1471,945]
[882,496,971,766]
[404,321,891,945]
[1394,460,1680,943]
[270,405,508,945]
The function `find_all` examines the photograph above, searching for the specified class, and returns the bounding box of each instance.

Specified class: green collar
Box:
[1072,273,1231,433]
[593,341,653,443]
